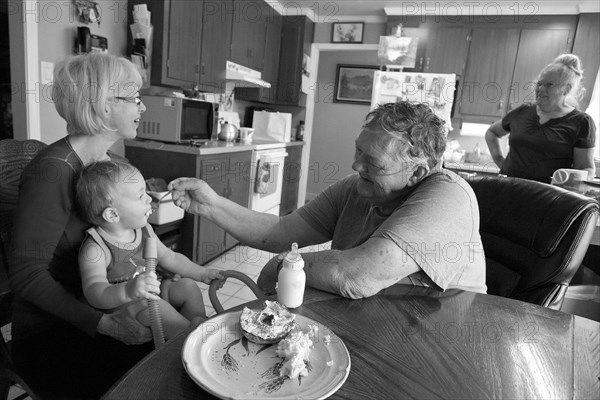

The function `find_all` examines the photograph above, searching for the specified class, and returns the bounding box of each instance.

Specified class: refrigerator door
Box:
[370,71,456,130]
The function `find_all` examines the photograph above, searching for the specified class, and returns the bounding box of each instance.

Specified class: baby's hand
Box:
[125,271,161,301]
[200,268,225,286]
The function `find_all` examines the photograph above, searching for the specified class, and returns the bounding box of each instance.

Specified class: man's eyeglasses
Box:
[115,96,142,106]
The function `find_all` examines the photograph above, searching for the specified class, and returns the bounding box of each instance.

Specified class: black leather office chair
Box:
[466,175,599,310]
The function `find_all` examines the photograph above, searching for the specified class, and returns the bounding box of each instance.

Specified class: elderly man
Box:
[170,101,486,299]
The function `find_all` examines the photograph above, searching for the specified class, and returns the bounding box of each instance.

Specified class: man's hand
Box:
[168,177,218,216]
[125,271,161,301]
[97,301,152,344]
[257,253,286,296]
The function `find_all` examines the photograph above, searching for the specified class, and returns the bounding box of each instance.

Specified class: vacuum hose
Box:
[144,237,165,348]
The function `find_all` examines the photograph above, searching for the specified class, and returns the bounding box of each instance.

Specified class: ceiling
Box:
[270,0,600,22]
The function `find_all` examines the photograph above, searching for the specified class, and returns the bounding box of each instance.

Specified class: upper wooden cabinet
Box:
[424,27,470,75]
[230,0,269,72]
[198,0,233,92]
[572,13,600,111]
[276,16,310,105]
[459,26,573,122]
[235,9,283,103]
[128,0,232,90]
[507,29,571,112]
[459,28,521,121]
[237,14,314,106]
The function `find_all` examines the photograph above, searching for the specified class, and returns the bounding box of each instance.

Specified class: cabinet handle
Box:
[425,57,430,71]
[418,57,424,70]
[195,64,200,74]
[498,100,504,110]
[509,103,514,110]
[201,64,206,76]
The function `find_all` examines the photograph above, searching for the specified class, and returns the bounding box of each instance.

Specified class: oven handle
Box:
[257,150,288,159]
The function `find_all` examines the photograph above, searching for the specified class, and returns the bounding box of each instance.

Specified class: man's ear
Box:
[102,207,120,223]
[407,165,429,187]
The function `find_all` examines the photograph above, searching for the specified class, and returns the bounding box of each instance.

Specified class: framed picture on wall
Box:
[331,22,364,43]
[334,64,378,104]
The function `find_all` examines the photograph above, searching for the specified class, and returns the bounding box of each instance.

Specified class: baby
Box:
[76,160,223,340]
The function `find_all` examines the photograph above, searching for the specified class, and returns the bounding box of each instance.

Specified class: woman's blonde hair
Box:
[541,53,585,108]
[52,53,142,136]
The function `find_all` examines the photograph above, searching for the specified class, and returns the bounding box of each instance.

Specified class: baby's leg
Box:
[135,299,190,340]
[161,278,207,321]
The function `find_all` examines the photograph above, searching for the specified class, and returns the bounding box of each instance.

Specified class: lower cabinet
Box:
[280,144,303,215]
[196,152,252,264]
[124,145,252,264]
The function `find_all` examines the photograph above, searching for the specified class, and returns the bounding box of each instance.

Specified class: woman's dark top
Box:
[9,137,152,398]
[500,104,596,183]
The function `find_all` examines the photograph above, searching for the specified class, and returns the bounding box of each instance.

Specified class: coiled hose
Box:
[144,237,165,348]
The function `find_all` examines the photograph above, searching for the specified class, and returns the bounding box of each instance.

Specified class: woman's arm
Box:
[573,147,596,179]
[79,239,161,309]
[10,157,102,335]
[485,120,509,168]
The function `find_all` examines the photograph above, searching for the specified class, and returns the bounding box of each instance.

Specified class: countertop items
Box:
[125,138,304,155]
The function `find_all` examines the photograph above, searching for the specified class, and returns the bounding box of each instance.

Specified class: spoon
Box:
[148,190,172,203]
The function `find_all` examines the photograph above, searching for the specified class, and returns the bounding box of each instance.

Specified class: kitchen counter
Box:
[444,161,500,175]
[124,138,303,155]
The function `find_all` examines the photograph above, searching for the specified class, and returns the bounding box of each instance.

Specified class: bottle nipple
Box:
[289,242,299,259]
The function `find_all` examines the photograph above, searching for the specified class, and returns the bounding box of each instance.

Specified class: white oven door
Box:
[250,148,288,214]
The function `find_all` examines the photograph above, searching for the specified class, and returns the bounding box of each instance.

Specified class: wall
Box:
[306,49,378,200]
[9,0,129,152]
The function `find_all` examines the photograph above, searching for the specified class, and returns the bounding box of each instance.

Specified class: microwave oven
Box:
[136,95,219,143]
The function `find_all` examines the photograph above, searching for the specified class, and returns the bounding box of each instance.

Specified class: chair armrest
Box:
[208,270,265,315]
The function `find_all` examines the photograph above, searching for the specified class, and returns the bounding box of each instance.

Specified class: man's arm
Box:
[259,237,420,299]
[169,177,329,252]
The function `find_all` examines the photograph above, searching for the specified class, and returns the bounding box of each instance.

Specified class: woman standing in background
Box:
[485,53,596,183]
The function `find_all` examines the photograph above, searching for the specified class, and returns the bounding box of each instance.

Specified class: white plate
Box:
[182,311,351,399]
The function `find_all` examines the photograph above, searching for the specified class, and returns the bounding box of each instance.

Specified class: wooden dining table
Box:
[102,285,600,399]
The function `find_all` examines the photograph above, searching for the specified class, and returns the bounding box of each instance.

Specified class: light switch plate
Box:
[41,61,54,85]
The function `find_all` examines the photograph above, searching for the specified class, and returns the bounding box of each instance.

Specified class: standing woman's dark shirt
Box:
[500,104,596,183]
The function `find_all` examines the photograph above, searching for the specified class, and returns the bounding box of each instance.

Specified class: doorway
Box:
[1,1,13,140]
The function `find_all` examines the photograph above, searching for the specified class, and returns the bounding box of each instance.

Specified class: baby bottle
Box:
[277,242,306,308]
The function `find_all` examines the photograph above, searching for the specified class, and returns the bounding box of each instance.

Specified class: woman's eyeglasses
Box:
[115,96,142,106]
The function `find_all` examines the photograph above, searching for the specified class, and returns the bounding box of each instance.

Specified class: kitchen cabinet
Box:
[236,9,282,103]
[459,28,521,121]
[459,27,573,123]
[280,143,303,215]
[237,14,314,106]
[128,0,232,90]
[197,152,252,264]
[423,27,470,75]
[276,16,314,105]
[124,144,251,264]
[507,29,571,112]
[198,0,233,92]
[571,13,600,111]
[230,0,269,72]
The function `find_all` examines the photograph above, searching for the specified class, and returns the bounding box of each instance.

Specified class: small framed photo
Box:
[334,64,378,104]
[332,22,364,43]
